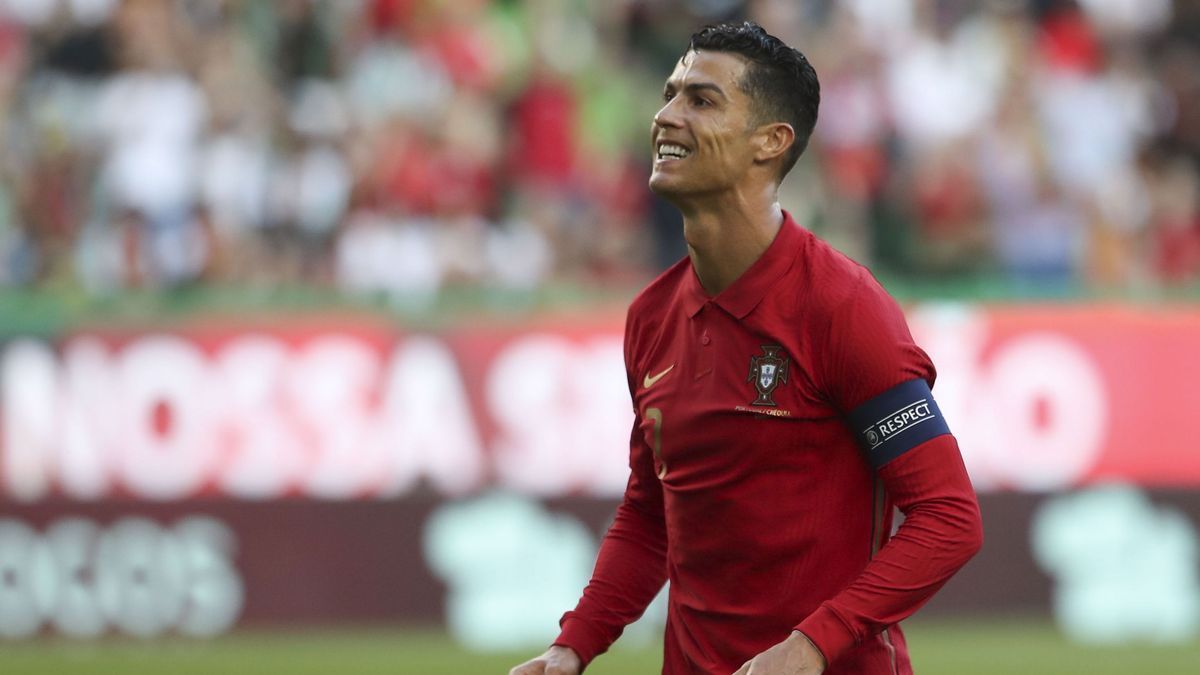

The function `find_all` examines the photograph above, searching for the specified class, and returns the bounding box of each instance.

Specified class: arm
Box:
[738,435,980,674]
[750,278,982,672]
[512,455,667,674]
[796,433,982,664]
[802,280,982,665]
[553,406,669,667]
[515,311,669,673]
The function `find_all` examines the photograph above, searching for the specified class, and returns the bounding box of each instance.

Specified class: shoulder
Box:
[798,232,933,406]
[793,228,896,325]
[626,255,691,334]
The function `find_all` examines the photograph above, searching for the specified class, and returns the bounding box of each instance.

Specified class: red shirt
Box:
[556,213,982,674]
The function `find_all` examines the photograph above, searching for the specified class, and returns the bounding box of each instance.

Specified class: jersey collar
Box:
[681,210,803,319]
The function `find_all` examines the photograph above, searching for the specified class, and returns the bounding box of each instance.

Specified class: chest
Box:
[631,307,846,486]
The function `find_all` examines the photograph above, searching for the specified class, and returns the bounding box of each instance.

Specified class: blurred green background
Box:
[3,620,1200,674]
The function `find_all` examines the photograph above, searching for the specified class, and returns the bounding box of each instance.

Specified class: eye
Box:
[662,90,675,102]
[692,97,710,108]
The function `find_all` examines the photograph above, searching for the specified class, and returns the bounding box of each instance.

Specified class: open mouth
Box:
[656,143,691,161]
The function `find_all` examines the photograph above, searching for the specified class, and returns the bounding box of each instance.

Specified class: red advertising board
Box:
[909,304,1200,491]
[1,303,1198,501]
[1,304,1199,638]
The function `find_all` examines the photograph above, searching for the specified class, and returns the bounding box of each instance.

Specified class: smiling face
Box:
[649,50,764,200]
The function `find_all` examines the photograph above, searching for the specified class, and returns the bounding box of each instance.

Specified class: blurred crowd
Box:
[0,0,1197,300]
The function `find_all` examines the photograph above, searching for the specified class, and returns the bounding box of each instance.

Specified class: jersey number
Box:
[646,407,666,479]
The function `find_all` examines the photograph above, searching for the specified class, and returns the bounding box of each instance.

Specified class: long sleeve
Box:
[796,433,983,663]
[795,273,983,665]
[552,423,669,667]
[552,313,669,669]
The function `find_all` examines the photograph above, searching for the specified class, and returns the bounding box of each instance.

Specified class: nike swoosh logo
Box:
[643,364,675,389]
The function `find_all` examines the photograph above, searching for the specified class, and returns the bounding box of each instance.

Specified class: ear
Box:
[753,122,796,165]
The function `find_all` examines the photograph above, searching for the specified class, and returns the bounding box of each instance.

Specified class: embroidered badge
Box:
[747,345,789,406]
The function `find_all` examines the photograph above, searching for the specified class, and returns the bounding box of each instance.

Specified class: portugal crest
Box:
[747,345,789,406]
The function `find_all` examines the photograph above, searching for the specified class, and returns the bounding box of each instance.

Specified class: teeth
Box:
[657,143,690,159]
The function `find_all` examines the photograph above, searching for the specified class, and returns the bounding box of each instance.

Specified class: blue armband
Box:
[846,378,950,469]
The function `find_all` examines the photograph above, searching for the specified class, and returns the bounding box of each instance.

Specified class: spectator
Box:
[0,0,1194,298]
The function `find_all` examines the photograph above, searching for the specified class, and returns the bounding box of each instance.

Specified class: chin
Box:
[648,172,686,198]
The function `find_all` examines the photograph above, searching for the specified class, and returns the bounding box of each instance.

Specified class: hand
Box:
[509,645,583,675]
[732,631,826,675]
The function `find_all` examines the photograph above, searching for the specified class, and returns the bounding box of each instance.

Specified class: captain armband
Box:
[846,378,951,470]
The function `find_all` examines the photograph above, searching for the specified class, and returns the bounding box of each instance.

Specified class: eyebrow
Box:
[663,81,729,101]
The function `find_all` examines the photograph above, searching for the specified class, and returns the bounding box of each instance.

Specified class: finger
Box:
[509,661,544,675]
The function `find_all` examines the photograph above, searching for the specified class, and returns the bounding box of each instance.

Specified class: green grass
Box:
[903,618,1200,675]
[1,618,1197,674]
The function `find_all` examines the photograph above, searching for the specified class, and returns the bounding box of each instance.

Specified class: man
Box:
[510,21,982,675]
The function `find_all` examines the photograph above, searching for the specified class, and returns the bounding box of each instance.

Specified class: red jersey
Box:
[555,213,982,674]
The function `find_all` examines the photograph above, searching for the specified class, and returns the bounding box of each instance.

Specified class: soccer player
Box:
[509,21,982,675]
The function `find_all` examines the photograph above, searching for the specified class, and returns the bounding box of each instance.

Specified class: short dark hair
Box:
[689,21,820,179]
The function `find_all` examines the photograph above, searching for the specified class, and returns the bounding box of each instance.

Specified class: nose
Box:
[653,98,683,130]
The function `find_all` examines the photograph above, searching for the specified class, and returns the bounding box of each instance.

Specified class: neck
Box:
[679,189,784,296]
